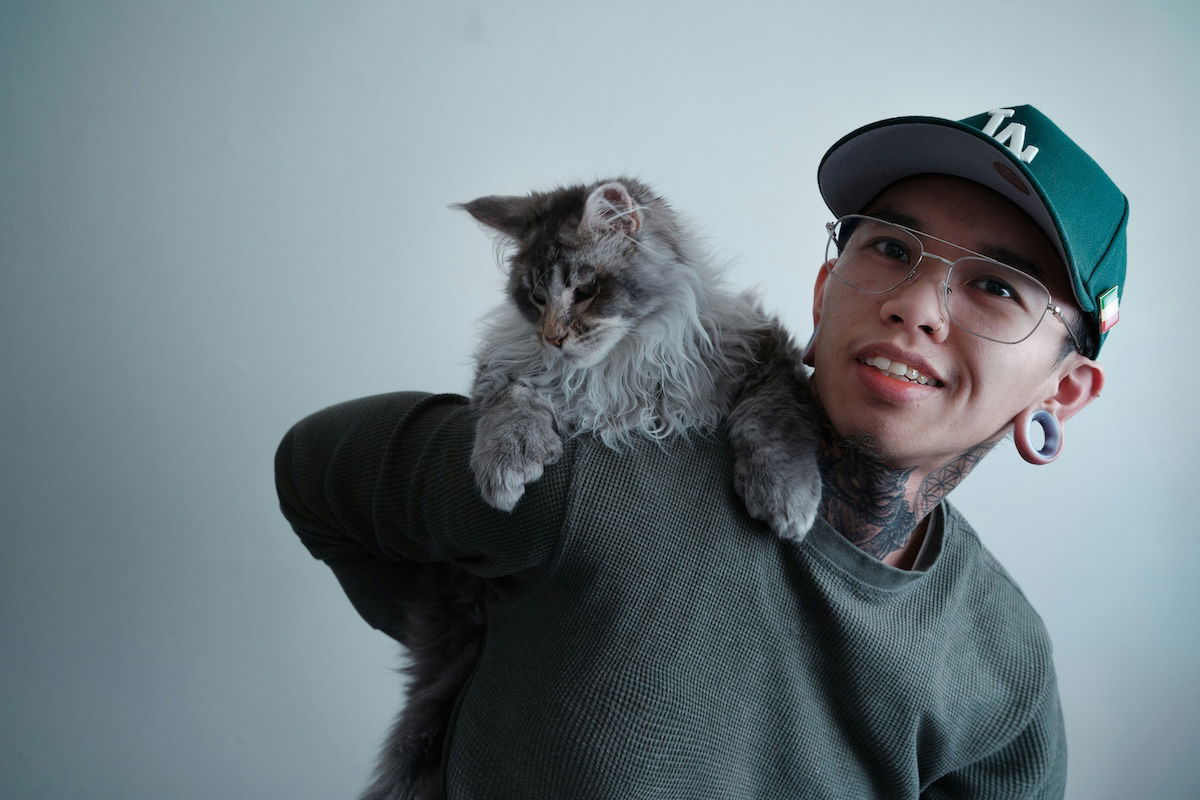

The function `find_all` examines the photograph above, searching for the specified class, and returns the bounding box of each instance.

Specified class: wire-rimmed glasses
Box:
[824,214,1082,352]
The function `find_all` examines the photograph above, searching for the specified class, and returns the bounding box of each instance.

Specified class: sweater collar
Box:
[801,503,947,591]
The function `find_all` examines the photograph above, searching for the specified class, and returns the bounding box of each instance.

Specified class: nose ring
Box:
[932,318,945,333]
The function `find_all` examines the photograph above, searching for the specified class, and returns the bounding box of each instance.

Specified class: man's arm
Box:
[273,391,572,638]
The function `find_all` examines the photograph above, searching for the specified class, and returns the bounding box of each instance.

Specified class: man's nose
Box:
[879,254,952,337]
[912,251,955,282]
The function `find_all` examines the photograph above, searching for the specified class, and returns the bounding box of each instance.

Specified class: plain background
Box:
[2,1,1196,798]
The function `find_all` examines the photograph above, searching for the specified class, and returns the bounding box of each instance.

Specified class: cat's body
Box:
[360,179,819,800]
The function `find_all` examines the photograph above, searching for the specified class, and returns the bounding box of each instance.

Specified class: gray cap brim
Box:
[817,116,1071,291]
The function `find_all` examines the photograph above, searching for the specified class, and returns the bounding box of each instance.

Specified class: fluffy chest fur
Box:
[473,264,764,449]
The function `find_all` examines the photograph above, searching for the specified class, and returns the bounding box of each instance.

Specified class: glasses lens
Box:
[945,258,1051,343]
[823,215,1057,345]
[827,215,923,294]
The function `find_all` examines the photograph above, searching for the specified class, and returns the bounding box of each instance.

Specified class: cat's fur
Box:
[359,178,819,800]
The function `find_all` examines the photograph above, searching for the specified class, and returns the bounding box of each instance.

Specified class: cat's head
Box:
[458,178,686,368]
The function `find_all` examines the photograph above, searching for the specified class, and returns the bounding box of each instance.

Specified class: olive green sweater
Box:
[275,391,1066,799]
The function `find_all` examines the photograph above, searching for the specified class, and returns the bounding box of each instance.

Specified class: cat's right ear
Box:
[581,181,642,237]
[453,195,535,241]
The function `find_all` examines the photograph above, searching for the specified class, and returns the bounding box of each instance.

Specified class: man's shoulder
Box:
[567,427,738,515]
[940,503,1056,681]
[943,503,1047,614]
[932,504,1061,741]
[940,502,1057,663]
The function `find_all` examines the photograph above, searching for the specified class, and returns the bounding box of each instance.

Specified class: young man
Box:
[275,105,1127,798]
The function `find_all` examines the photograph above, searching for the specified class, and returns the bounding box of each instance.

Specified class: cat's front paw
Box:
[734,452,821,542]
[471,411,563,512]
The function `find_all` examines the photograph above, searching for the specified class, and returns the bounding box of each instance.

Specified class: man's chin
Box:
[837,432,920,470]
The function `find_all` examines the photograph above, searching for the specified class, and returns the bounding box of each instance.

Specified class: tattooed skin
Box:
[915,441,996,517]
[816,416,999,561]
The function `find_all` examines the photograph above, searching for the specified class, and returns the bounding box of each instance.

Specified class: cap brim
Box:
[817,116,1077,305]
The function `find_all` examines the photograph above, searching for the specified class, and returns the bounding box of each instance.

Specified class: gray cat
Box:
[360,178,819,800]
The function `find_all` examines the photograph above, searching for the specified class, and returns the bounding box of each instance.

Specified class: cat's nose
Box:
[542,318,569,348]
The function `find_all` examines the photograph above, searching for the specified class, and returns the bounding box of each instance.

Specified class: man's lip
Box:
[854,344,945,387]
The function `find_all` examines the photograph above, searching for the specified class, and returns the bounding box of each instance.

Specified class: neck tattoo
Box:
[815,419,997,561]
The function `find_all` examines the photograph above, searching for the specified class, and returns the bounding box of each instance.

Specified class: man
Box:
[275,105,1127,798]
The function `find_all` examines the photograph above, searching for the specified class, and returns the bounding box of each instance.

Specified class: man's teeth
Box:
[863,355,936,386]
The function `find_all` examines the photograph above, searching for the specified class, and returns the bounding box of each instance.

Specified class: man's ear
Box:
[1046,357,1105,423]
[802,261,836,367]
[812,259,835,328]
[1012,354,1104,465]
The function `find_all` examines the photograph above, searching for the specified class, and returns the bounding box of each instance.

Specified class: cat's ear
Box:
[454,195,536,241]
[581,181,642,237]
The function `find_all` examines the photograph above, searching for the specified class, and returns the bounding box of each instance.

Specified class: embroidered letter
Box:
[993,123,1039,163]
[982,108,1015,137]
[981,108,1039,163]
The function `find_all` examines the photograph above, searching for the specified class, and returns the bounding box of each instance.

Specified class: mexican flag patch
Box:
[1098,285,1120,333]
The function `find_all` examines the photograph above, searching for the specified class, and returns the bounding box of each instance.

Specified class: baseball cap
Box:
[817,105,1128,358]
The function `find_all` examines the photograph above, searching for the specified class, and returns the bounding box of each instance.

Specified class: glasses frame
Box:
[824,214,1084,353]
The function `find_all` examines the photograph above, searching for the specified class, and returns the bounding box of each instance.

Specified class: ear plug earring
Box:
[1014,408,1062,464]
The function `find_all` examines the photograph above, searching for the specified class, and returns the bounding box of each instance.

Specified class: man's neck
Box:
[816,421,995,564]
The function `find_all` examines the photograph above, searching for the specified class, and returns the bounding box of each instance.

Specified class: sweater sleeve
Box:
[921,673,1068,800]
[273,391,572,639]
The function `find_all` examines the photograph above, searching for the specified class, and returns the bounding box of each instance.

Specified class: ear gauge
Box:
[1014,408,1063,464]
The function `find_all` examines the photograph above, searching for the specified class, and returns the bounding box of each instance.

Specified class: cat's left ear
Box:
[581,181,642,237]
[454,194,536,241]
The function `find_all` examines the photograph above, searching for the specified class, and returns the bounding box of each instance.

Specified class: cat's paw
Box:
[471,412,563,512]
[733,453,821,542]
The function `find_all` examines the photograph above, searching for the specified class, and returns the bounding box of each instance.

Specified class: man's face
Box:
[809,175,1083,469]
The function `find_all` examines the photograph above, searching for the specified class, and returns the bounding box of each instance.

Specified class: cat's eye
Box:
[573,280,598,302]
[529,287,547,306]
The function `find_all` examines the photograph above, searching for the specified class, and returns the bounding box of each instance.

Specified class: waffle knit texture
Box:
[275,392,1067,799]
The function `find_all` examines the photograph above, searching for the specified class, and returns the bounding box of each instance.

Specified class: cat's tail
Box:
[358,563,488,800]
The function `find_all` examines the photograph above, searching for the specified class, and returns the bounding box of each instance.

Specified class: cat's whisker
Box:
[530,270,550,294]
[624,232,667,261]
[491,239,512,274]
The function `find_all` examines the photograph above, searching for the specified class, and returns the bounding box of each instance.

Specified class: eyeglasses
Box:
[824,214,1083,352]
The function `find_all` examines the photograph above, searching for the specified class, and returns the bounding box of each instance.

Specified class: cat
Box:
[359,178,819,800]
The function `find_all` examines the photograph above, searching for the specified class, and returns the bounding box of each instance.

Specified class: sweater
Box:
[274,391,1067,799]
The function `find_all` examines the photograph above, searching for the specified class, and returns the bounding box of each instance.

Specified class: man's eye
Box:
[972,276,1018,300]
[871,238,912,263]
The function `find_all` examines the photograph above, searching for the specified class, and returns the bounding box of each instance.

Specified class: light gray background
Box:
[2,1,1195,798]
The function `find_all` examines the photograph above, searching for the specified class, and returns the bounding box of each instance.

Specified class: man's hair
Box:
[1058,311,1096,364]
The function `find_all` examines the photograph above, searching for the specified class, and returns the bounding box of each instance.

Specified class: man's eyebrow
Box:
[863,207,923,231]
[980,247,1047,282]
[864,205,1047,282]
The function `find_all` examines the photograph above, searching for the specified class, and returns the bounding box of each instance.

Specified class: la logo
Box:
[981,108,1040,163]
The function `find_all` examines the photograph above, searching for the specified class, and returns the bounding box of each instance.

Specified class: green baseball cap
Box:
[817,105,1128,358]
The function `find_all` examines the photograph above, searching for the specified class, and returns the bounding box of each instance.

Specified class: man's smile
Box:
[858,355,941,386]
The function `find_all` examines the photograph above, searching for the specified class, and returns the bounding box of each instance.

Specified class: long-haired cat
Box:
[359,178,819,800]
